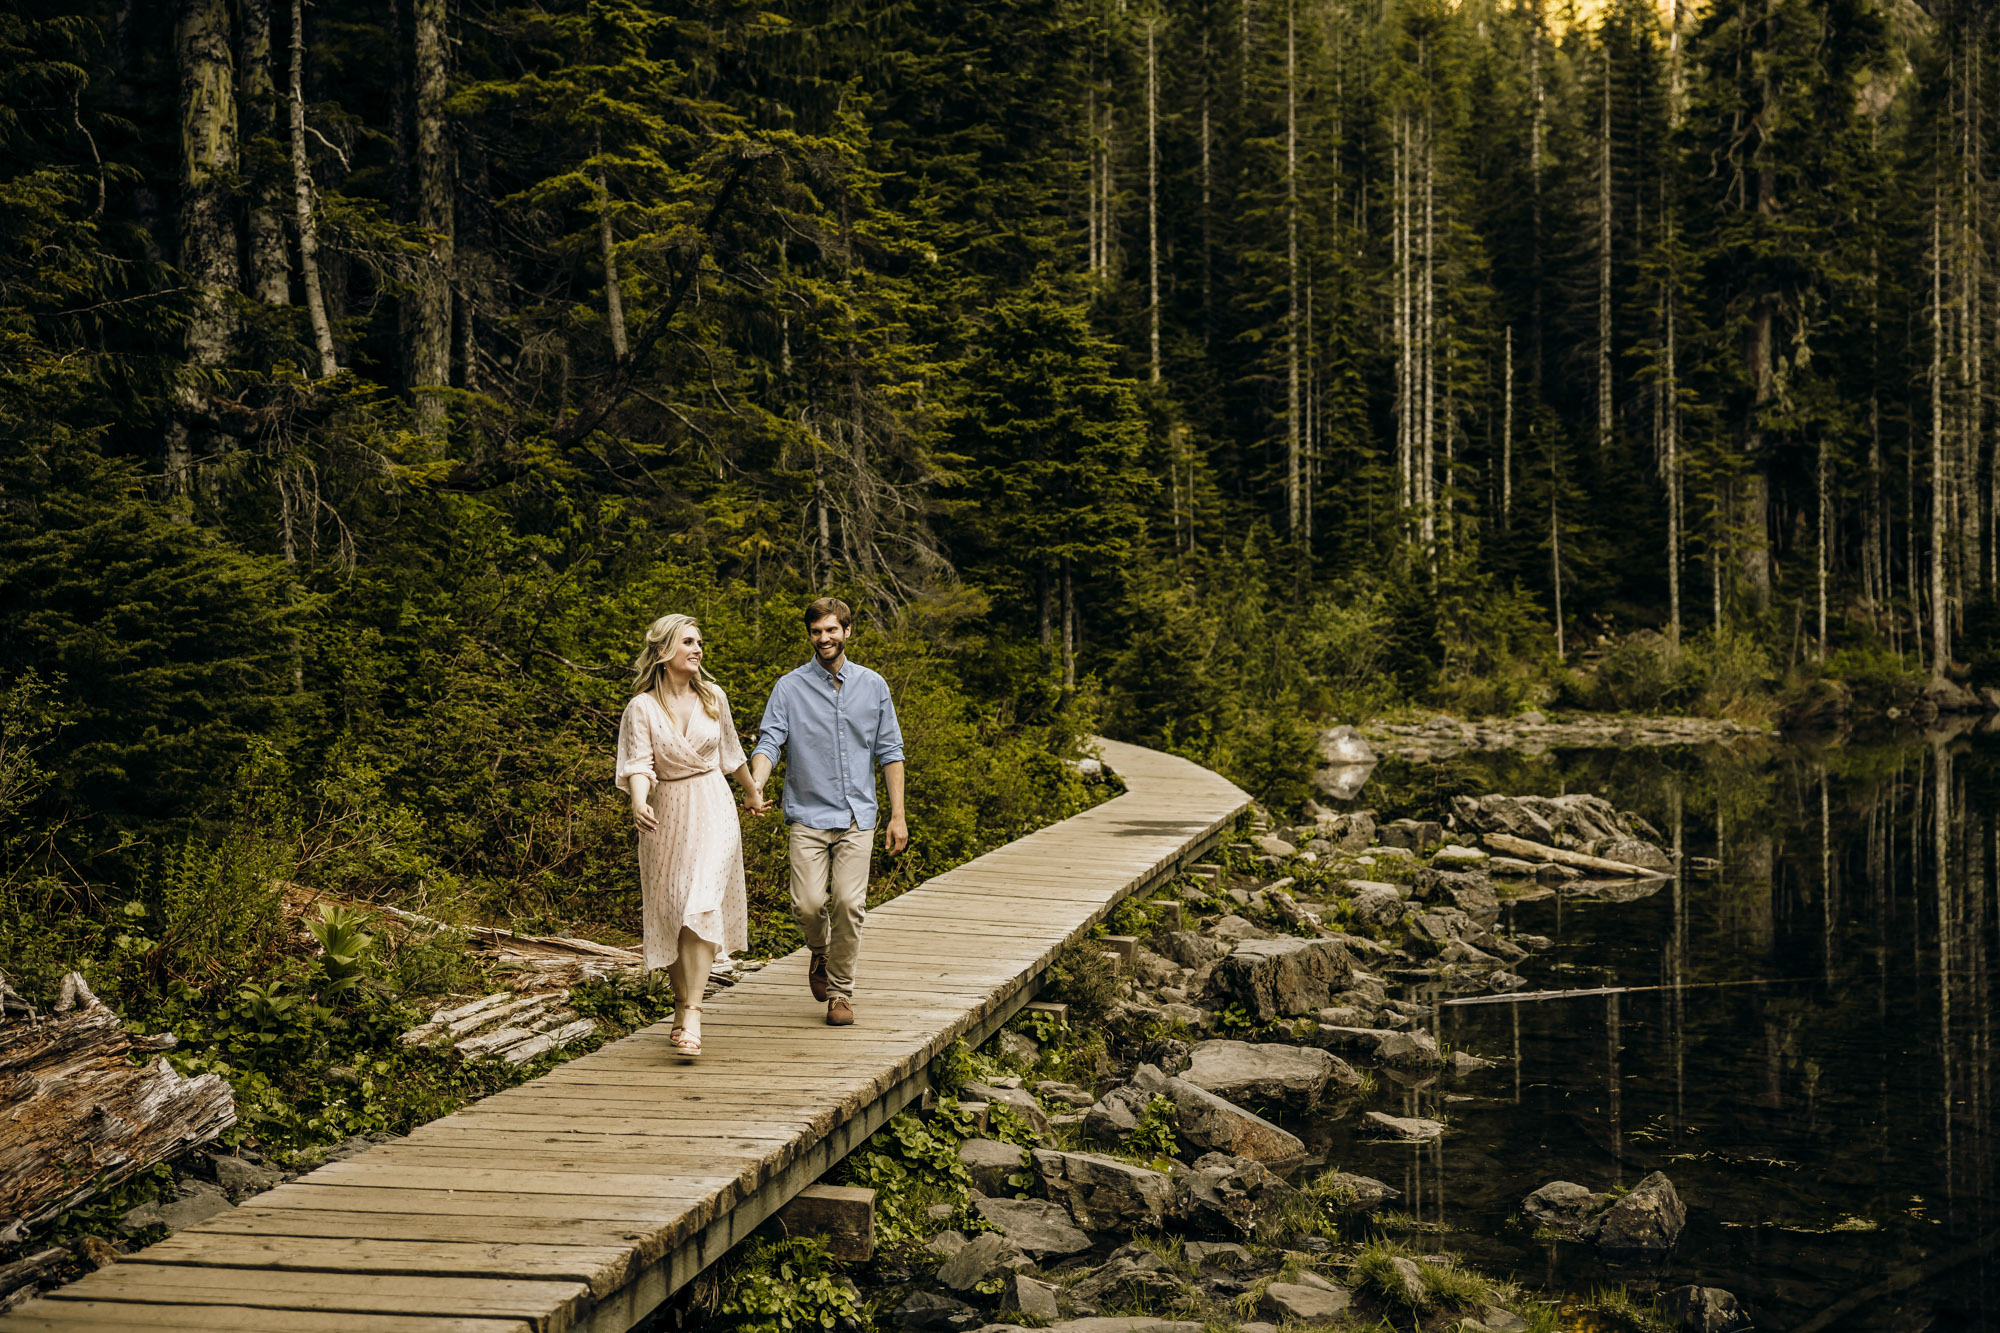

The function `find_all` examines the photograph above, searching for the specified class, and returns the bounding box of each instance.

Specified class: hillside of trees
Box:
[5,0,2000,1001]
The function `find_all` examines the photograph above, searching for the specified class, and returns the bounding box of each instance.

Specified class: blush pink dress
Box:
[614,689,751,971]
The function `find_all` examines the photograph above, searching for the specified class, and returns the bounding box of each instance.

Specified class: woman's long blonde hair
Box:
[632,614,723,720]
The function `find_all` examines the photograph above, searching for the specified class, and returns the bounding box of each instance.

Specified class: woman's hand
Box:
[742,785,771,818]
[631,794,659,834]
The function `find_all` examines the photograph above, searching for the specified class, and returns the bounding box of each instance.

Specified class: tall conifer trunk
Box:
[1597,40,1613,454]
[1933,187,1950,678]
[1147,18,1161,384]
[407,0,452,433]
[169,0,241,501]
[1285,0,1300,537]
[290,0,338,378]
[239,0,288,305]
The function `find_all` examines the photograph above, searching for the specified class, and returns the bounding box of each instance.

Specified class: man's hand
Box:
[743,786,771,817]
[884,813,909,855]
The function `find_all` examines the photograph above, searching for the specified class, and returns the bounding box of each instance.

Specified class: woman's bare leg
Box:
[668,930,717,1045]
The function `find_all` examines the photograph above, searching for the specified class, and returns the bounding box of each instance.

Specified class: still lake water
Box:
[1298,728,2000,1331]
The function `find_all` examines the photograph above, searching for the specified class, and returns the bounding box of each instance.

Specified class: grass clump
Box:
[1349,1240,1491,1314]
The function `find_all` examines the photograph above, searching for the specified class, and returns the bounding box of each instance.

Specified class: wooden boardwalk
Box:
[1,738,1247,1333]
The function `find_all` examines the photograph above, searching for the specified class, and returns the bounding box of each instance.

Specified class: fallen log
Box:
[1479,832,1665,878]
[0,973,236,1240]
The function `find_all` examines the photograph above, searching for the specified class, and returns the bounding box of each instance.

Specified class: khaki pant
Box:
[788,822,871,999]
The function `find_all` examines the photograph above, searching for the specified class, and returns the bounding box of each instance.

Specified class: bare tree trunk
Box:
[1421,97,1436,556]
[1934,187,1951,679]
[1087,84,1099,275]
[1818,428,1830,659]
[1552,448,1565,662]
[407,0,452,432]
[1201,30,1213,345]
[168,0,241,503]
[1285,0,1300,537]
[1597,42,1613,454]
[598,153,628,359]
[239,0,288,305]
[290,0,337,378]
[1148,18,1161,384]
[1665,275,1681,646]
[1061,556,1076,693]
[1502,324,1514,524]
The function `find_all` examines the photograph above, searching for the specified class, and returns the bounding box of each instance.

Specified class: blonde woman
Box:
[615,614,768,1056]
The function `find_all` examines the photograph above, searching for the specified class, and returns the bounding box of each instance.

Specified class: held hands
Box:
[631,796,659,834]
[742,785,771,818]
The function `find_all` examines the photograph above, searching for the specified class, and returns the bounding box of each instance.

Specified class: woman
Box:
[615,614,767,1056]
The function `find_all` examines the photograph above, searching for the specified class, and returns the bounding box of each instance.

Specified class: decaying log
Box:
[1479,832,1663,878]
[0,973,236,1237]
[400,990,597,1064]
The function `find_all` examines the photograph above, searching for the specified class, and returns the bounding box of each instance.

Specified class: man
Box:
[750,597,908,1025]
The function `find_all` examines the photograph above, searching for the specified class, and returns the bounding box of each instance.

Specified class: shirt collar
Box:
[811,656,846,686]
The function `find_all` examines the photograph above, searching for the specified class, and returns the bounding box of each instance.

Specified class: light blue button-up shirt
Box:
[752,658,905,830]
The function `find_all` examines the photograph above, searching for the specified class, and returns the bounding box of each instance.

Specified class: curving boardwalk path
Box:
[1,739,1247,1333]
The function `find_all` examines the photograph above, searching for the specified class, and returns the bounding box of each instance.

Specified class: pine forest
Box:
[3,0,2000,1313]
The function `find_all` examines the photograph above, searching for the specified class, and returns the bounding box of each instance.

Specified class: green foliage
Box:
[307,905,379,1001]
[1040,940,1119,1030]
[717,1235,867,1333]
[1125,1095,1180,1165]
[837,1111,979,1254]
[1349,1240,1492,1314]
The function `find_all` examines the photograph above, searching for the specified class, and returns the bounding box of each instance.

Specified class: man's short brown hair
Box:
[805,596,853,630]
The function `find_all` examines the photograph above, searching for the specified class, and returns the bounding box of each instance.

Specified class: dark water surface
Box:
[1301,731,2000,1331]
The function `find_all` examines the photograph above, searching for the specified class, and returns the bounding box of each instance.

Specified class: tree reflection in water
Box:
[1301,726,2000,1329]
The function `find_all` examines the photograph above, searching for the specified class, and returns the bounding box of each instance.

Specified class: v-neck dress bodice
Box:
[614,689,750,969]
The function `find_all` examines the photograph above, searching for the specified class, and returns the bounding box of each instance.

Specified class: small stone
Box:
[1009,1274,1061,1323]
[1030,1149,1174,1230]
[1431,844,1488,866]
[1521,1180,1612,1229]
[1471,1306,1530,1332]
[1363,1111,1445,1141]
[1183,1240,1254,1271]
[936,1232,1033,1291]
[1260,1280,1353,1322]
[997,1031,1041,1066]
[1254,835,1298,859]
[897,1290,977,1330]
[1581,1171,1686,1256]
[69,1236,118,1270]
[1661,1286,1748,1332]
[1348,884,1406,928]
[964,1081,1053,1137]
[1322,1171,1400,1211]
[1208,915,1272,944]
[1381,1255,1427,1303]
[207,1154,284,1194]
[973,1197,1093,1257]
[959,1138,1027,1195]
[1183,1040,1340,1111]
[1447,1050,1497,1074]
[925,1203,958,1224]
[1036,1081,1096,1108]
[927,1230,969,1260]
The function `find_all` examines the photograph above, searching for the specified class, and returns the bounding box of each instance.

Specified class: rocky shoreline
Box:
[840,792,1748,1333]
[1350,713,1768,766]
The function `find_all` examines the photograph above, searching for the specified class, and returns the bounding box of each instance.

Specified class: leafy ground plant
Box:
[717,1235,867,1333]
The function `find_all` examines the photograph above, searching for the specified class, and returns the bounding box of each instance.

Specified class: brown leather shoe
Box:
[826,997,854,1026]
[808,951,830,1003]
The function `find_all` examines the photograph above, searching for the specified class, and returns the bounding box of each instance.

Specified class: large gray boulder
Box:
[936,1232,1032,1291]
[1030,1149,1174,1231]
[1580,1171,1685,1256]
[1208,914,1272,944]
[1067,1250,1192,1309]
[972,1197,1092,1257]
[1661,1286,1748,1332]
[959,1138,1026,1196]
[1208,937,1356,1022]
[1146,1069,1308,1172]
[1182,1040,1350,1111]
[1007,1275,1060,1324]
[1308,1024,1442,1068]
[1521,1180,1612,1229]
[1176,1151,1300,1238]
[1318,810,1375,852]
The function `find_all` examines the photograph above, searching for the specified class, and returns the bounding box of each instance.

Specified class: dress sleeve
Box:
[615,696,657,794]
[716,688,748,774]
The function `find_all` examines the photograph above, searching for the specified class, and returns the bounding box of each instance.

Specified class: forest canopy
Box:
[3,0,1997,971]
